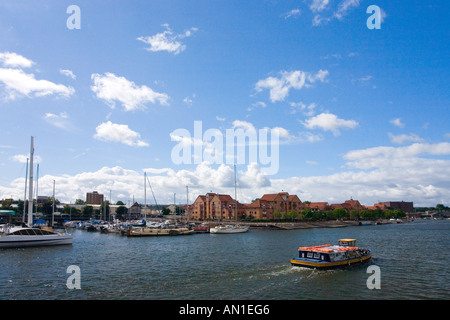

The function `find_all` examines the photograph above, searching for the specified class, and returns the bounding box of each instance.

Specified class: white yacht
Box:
[0,136,73,249]
[210,224,249,234]
[0,225,72,248]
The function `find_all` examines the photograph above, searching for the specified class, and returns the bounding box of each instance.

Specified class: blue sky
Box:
[0,0,449,207]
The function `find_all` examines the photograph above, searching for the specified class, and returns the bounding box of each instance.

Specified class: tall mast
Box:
[186,186,189,223]
[144,172,147,219]
[27,136,34,227]
[36,163,39,204]
[23,158,28,223]
[52,180,55,227]
[234,164,237,221]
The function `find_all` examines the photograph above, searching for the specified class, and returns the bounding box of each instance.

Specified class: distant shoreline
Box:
[192,219,407,230]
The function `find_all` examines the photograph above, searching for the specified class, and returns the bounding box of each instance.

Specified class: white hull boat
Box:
[210,225,249,234]
[0,226,72,248]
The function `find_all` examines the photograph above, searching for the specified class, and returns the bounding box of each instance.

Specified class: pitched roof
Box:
[260,193,279,201]
[288,194,301,202]
[307,202,329,210]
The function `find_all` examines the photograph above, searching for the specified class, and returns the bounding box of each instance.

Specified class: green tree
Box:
[312,210,325,221]
[349,209,360,220]
[115,206,127,220]
[273,209,282,220]
[62,205,81,217]
[372,208,383,220]
[333,208,347,219]
[360,209,374,220]
[285,209,298,221]
[41,198,55,216]
[82,205,93,218]
[325,210,335,220]
[1,199,12,209]
[301,208,313,221]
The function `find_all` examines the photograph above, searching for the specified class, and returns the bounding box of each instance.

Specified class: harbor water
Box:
[1,220,449,300]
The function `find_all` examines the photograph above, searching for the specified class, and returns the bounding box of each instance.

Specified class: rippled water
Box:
[1,220,449,300]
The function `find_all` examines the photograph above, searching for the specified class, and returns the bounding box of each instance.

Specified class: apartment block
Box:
[86,191,104,204]
[190,192,245,220]
[245,192,303,220]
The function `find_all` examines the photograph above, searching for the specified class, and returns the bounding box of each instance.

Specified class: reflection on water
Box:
[1,220,448,300]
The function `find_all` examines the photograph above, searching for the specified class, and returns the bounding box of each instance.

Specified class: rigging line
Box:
[146,175,160,212]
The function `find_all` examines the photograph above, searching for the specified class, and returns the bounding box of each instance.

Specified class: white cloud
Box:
[10,154,43,164]
[310,0,361,26]
[301,112,359,136]
[183,93,196,106]
[344,142,450,165]
[137,24,198,55]
[390,118,405,128]
[312,14,331,26]
[247,101,266,112]
[309,0,330,12]
[60,69,76,79]
[91,72,169,111]
[283,9,301,19]
[232,120,257,132]
[94,121,149,147]
[334,0,361,20]
[290,102,317,116]
[0,52,74,100]
[0,68,75,100]
[388,133,424,145]
[0,52,34,68]
[3,142,450,207]
[255,69,329,102]
[43,112,75,131]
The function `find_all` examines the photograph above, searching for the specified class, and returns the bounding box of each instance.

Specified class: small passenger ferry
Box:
[290,239,372,269]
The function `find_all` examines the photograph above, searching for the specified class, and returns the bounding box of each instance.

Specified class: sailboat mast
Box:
[144,172,147,220]
[186,186,189,223]
[234,164,237,222]
[52,180,55,227]
[27,136,34,227]
[23,158,28,223]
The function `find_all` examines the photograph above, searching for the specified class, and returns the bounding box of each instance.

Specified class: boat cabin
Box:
[297,239,362,263]
[338,239,356,247]
[8,227,57,236]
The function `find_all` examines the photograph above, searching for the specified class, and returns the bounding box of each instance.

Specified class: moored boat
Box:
[0,225,72,248]
[126,227,194,237]
[210,224,249,234]
[290,239,371,269]
[192,223,210,233]
[0,137,73,249]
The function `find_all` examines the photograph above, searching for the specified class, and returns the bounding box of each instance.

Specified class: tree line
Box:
[243,207,406,222]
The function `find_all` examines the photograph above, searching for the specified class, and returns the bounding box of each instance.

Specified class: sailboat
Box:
[126,173,194,237]
[209,165,249,234]
[0,137,72,248]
